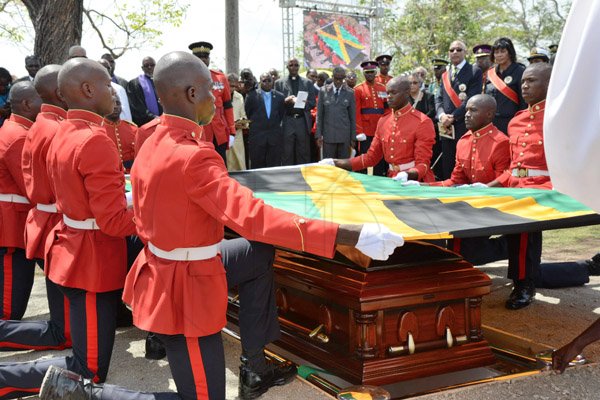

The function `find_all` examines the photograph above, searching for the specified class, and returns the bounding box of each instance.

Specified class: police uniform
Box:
[0,114,36,321]
[118,114,339,399]
[472,44,492,94]
[188,42,236,165]
[374,54,393,86]
[354,61,391,176]
[134,117,160,157]
[350,103,436,182]
[484,63,527,134]
[103,118,137,173]
[0,104,72,352]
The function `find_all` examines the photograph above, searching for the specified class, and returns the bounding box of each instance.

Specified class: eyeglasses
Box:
[449,48,464,53]
[410,81,420,85]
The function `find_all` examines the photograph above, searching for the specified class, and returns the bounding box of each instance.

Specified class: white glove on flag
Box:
[356,133,367,141]
[318,158,335,166]
[470,182,488,188]
[392,171,408,182]
[228,135,236,149]
[355,223,404,261]
[401,180,420,187]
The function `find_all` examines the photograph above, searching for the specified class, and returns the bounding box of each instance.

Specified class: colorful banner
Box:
[231,165,600,241]
[303,11,371,69]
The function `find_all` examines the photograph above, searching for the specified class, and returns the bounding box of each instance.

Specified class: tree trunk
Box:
[22,0,83,65]
[225,0,239,75]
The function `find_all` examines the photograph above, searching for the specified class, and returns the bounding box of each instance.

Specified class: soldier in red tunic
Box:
[330,76,436,183]
[354,60,391,176]
[0,58,135,399]
[134,117,160,157]
[38,51,404,400]
[103,97,137,173]
[0,65,72,352]
[374,54,393,86]
[0,81,41,321]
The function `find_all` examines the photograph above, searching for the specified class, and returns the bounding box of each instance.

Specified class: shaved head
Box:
[58,58,114,115]
[522,62,552,105]
[469,94,496,113]
[524,62,552,82]
[153,51,214,124]
[388,75,410,92]
[465,94,496,131]
[8,81,42,120]
[68,45,87,59]
[33,64,65,107]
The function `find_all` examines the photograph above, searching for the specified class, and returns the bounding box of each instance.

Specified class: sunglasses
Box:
[288,63,299,67]
[449,48,464,53]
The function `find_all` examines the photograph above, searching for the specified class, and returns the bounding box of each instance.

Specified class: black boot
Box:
[238,355,297,399]
[585,253,600,275]
[505,281,536,310]
[39,365,103,400]
[145,332,166,360]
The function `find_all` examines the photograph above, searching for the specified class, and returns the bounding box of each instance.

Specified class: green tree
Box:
[0,0,188,64]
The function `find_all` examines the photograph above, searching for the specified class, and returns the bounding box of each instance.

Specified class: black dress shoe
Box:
[239,356,297,399]
[505,284,536,310]
[585,253,600,275]
[40,365,102,400]
[145,332,166,360]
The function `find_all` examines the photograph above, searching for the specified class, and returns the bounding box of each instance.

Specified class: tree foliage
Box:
[381,0,571,75]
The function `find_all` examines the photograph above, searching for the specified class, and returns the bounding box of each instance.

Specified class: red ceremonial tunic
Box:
[103,118,137,173]
[354,81,390,137]
[22,104,66,260]
[46,110,135,292]
[496,100,552,189]
[0,114,34,249]
[431,123,510,186]
[124,114,339,337]
[350,103,436,182]
[203,70,235,146]
[375,74,392,86]
[134,117,160,157]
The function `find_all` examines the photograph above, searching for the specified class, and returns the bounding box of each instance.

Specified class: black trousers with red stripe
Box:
[506,232,542,284]
[0,287,120,399]
[356,135,388,176]
[0,259,71,351]
[0,247,36,320]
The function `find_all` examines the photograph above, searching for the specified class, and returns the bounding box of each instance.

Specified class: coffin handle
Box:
[446,326,454,348]
[407,332,415,355]
[309,324,330,344]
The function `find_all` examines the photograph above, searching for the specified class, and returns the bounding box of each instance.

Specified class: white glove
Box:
[228,135,236,148]
[456,184,471,188]
[355,223,404,261]
[125,191,133,208]
[318,158,335,166]
[356,133,367,141]
[471,182,488,188]
[392,171,408,182]
[401,180,420,186]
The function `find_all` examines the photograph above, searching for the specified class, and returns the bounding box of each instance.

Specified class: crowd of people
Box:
[0,34,597,399]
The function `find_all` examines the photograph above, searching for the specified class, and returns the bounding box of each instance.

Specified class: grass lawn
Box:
[542,225,600,261]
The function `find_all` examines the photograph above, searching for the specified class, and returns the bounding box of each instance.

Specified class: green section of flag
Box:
[256,192,322,220]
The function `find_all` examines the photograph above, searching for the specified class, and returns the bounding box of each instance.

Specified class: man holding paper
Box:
[275,58,317,165]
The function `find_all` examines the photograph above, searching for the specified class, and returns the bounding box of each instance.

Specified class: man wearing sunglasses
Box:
[435,40,482,180]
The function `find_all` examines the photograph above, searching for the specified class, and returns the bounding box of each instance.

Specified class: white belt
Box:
[148,242,219,261]
[63,215,100,230]
[389,160,416,172]
[37,203,57,213]
[0,193,29,204]
[511,168,550,178]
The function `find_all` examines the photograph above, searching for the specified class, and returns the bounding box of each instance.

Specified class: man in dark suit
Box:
[435,40,482,180]
[126,56,162,126]
[316,66,356,158]
[274,58,317,165]
[15,56,41,83]
[244,72,285,168]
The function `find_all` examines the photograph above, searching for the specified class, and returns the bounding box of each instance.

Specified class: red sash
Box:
[487,68,519,104]
[441,71,462,108]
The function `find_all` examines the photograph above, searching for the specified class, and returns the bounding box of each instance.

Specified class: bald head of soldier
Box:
[68,45,87,59]
[465,94,496,132]
[521,63,552,106]
[386,76,411,111]
[8,81,42,121]
[33,64,67,109]
[57,58,115,116]
[153,51,215,125]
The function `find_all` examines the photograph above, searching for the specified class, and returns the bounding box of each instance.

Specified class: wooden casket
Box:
[227,240,495,386]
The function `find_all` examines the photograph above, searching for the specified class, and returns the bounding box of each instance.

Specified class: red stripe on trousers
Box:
[2,248,15,319]
[85,292,99,382]
[0,387,39,396]
[452,239,461,254]
[186,337,209,399]
[64,295,72,347]
[519,233,528,280]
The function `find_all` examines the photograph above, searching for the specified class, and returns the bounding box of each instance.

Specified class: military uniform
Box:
[350,103,436,182]
[204,70,236,164]
[134,117,160,156]
[354,79,390,176]
[0,104,73,351]
[374,74,392,86]
[103,118,137,173]
[484,63,527,134]
[0,114,36,321]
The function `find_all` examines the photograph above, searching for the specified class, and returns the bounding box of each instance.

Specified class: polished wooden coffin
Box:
[227,240,496,385]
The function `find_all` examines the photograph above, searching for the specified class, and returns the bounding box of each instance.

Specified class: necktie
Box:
[452,67,459,80]
[334,88,339,100]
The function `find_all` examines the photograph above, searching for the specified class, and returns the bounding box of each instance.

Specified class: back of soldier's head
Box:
[33,64,63,106]
[58,58,113,115]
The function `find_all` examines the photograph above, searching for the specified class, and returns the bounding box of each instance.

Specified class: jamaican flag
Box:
[230,165,600,241]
